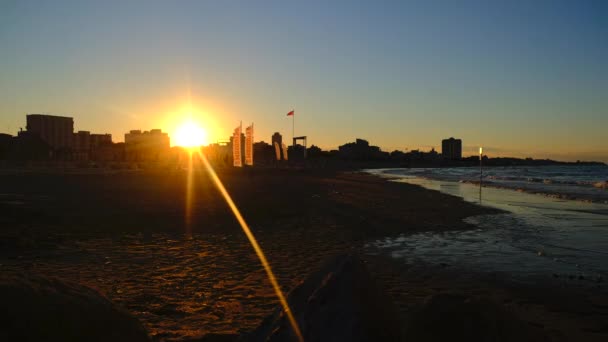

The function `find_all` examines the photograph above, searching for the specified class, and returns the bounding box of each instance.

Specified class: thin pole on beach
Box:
[479,146,483,203]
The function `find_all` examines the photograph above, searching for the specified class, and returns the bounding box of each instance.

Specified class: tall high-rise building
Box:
[441,137,462,160]
[271,132,282,146]
[271,132,283,160]
[26,114,74,150]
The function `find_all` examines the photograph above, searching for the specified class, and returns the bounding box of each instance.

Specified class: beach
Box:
[1,168,607,341]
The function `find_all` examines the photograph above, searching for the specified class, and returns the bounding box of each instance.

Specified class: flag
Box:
[245,123,254,166]
[281,143,289,161]
[232,125,242,167]
[286,110,294,116]
[273,142,281,161]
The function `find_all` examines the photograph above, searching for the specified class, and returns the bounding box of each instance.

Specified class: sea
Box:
[365,165,608,286]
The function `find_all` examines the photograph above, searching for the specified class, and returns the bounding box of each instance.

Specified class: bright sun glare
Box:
[174,121,207,147]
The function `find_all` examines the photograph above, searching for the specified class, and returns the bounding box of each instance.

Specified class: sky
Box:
[0,0,606,161]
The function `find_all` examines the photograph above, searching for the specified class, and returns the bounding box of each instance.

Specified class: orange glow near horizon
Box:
[160,100,224,147]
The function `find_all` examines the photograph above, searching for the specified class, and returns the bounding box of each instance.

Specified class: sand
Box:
[1,167,607,341]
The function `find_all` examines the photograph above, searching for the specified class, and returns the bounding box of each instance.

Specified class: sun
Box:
[174,120,208,148]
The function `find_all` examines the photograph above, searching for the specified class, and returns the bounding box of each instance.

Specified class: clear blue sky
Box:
[1,0,606,161]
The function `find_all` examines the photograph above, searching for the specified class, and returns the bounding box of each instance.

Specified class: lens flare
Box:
[185,150,194,238]
[190,149,304,342]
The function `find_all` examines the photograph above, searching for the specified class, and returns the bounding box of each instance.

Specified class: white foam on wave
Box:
[373,165,608,203]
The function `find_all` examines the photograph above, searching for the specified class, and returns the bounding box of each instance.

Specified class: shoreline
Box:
[369,167,608,204]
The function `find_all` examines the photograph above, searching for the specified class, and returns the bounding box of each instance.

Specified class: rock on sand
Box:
[0,274,150,342]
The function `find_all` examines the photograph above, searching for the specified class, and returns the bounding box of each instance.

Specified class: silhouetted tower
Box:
[26,114,74,150]
[271,132,282,147]
[441,137,462,160]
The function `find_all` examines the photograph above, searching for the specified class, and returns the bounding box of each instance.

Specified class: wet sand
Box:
[1,168,607,340]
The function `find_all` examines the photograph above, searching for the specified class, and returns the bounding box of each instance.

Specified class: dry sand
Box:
[1,168,607,341]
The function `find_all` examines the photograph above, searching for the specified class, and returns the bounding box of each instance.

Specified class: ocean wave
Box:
[375,166,608,204]
[485,175,603,187]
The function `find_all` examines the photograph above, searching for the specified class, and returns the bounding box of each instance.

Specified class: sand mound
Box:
[405,293,549,342]
[248,254,402,341]
[0,274,150,342]
[248,254,552,342]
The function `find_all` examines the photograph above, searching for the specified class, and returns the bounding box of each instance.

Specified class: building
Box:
[338,138,386,160]
[204,142,231,166]
[91,142,124,162]
[441,137,462,160]
[0,133,12,159]
[10,114,114,161]
[72,131,113,161]
[124,129,170,161]
[72,130,91,161]
[25,114,74,150]
[90,134,112,148]
[271,132,282,147]
[73,131,91,151]
[253,141,275,165]
[271,132,284,160]
[229,132,246,165]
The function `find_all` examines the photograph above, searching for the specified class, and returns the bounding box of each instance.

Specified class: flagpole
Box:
[479,147,483,204]
[292,110,295,148]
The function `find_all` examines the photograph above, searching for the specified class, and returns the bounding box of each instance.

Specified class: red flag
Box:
[286,110,294,116]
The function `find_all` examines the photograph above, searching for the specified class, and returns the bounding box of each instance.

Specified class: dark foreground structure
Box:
[2,255,551,342]
[0,275,149,342]
[251,255,551,342]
